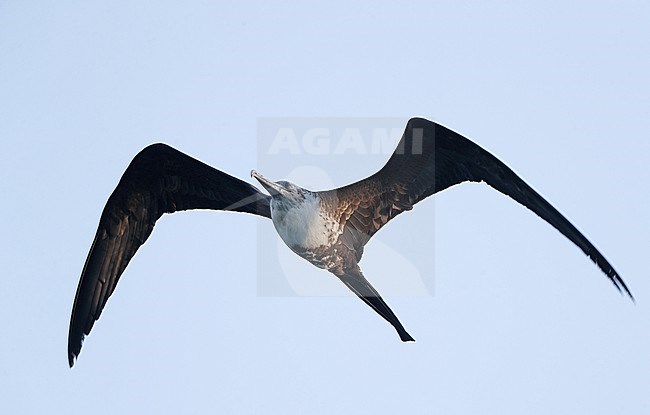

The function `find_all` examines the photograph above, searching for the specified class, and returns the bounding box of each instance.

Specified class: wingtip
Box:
[68,338,82,368]
[609,271,635,303]
[622,285,635,304]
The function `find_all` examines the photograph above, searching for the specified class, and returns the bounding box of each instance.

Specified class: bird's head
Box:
[251,170,309,207]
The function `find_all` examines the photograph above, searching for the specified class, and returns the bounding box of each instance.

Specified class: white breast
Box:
[271,194,338,251]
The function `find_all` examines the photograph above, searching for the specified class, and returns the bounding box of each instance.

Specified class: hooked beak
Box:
[251,170,286,197]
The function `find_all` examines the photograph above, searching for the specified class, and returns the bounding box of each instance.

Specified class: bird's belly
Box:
[273,213,330,251]
[272,202,339,253]
[277,222,346,271]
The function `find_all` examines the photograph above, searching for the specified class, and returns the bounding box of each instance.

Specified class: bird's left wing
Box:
[68,143,271,367]
[321,118,632,299]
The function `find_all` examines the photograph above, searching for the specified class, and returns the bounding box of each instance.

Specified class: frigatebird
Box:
[68,117,633,367]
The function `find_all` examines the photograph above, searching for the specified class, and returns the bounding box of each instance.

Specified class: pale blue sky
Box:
[1,1,649,414]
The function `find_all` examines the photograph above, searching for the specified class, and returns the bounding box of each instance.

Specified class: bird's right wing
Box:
[68,143,271,367]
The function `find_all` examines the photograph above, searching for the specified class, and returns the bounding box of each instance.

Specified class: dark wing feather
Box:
[323,117,632,299]
[68,143,271,367]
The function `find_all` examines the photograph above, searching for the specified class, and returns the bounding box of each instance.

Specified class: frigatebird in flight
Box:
[68,117,633,367]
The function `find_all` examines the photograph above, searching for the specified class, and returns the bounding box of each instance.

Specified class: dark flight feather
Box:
[69,118,633,366]
[324,118,632,299]
[338,267,414,342]
[68,143,271,367]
